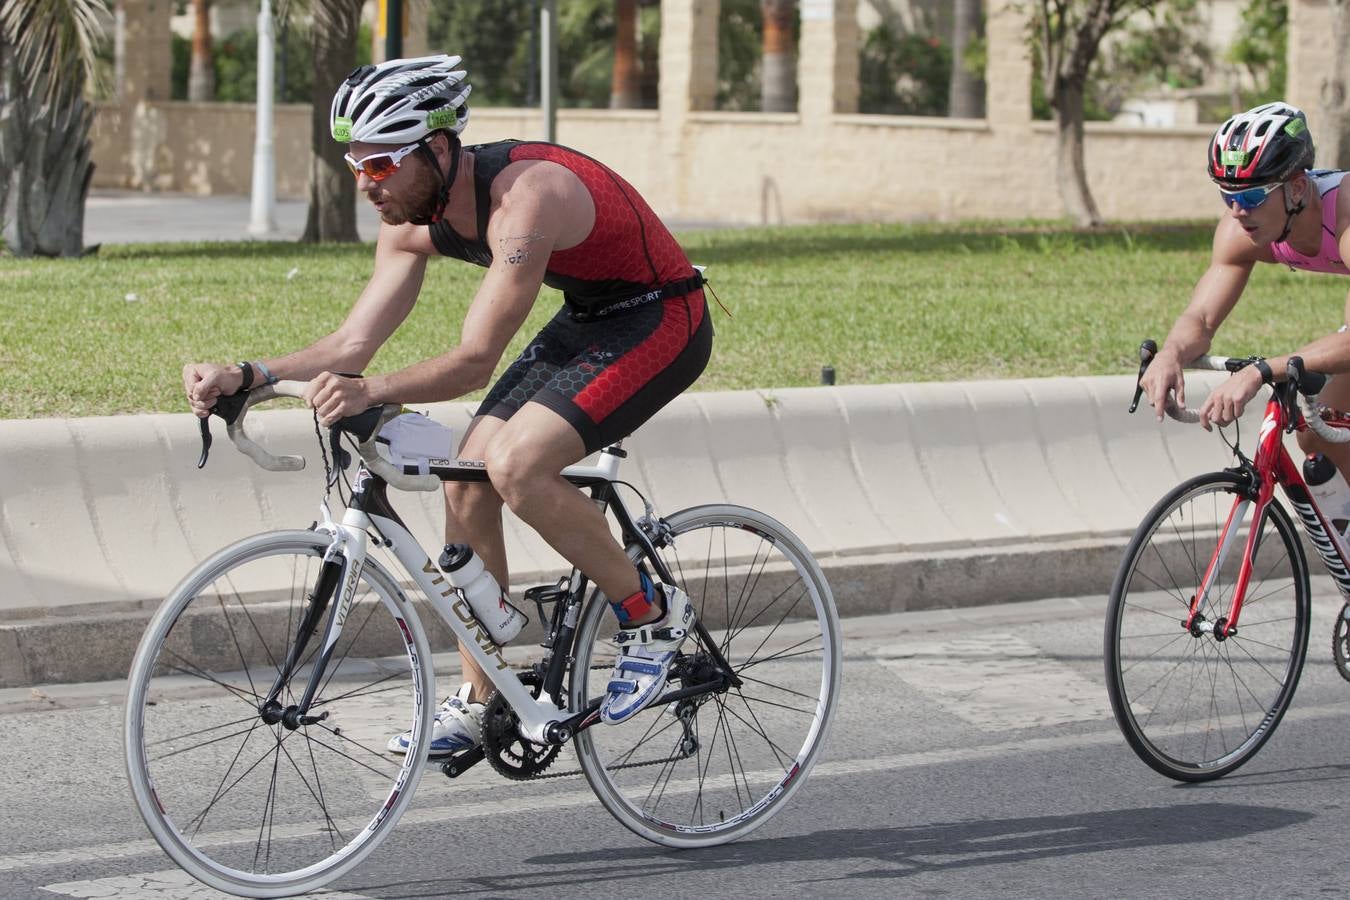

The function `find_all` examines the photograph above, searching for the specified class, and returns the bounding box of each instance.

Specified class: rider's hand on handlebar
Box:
[305,372,374,427]
[1197,365,1264,431]
[1139,349,1186,422]
[183,362,246,419]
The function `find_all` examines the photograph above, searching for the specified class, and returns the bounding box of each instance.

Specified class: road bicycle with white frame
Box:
[1106,340,1350,782]
[124,381,841,897]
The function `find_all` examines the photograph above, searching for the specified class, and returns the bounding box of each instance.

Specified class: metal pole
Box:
[248,0,277,236]
[540,0,558,142]
[385,0,402,60]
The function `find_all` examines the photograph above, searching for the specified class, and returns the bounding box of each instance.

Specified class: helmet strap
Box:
[1276,182,1305,244]
[409,132,460,226]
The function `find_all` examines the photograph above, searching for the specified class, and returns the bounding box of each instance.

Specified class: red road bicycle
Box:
[1105,340,1350,781]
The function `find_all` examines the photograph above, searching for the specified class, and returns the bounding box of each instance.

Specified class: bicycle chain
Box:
[485,666,704,781]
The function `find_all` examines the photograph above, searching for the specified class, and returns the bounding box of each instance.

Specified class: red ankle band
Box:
[613,589,655,624]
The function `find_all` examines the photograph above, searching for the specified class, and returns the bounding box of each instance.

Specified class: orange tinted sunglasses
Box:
[343,141,424,181]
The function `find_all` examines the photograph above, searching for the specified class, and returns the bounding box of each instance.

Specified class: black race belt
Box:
[567,273,706,323]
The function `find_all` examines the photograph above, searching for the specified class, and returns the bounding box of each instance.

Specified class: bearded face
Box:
[365,150,444,226]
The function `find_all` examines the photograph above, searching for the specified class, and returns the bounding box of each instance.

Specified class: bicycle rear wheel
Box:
[570,504,841,847]
[1104,471,1310,782]
[124,530,434,898]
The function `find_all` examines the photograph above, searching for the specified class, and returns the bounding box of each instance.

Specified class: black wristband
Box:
[1253,358,1274,385]
[237,361,255,391]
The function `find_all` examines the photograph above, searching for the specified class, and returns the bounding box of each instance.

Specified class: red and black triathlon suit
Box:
[429,140,713,454]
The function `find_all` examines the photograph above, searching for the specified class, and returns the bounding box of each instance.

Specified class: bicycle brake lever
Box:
[328,426,352,475]
[1129,339,1158,414]
[196,416,212,469]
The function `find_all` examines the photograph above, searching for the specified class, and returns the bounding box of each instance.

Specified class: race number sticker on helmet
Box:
[330,54,472,145]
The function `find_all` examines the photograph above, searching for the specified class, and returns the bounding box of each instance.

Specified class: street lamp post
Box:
[248,0,277,236]
[540,0,557,142]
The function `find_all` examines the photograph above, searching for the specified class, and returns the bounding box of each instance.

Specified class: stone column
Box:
[659,0,719,116]
[798,0,859,118]
[117,0,173,104]
[404,0,430,59]
[983,0,1032,129]
[657,0,719,214]
[1288,0,1333,115]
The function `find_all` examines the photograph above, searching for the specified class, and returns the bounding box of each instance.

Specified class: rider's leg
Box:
[443,416,509,705]
[479,402,653,622]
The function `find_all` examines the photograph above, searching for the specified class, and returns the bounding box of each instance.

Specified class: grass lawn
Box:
[2,219,1344,419]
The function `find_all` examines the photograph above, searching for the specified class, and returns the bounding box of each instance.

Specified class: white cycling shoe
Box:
[387,683,484,757]
[600,584,695,725]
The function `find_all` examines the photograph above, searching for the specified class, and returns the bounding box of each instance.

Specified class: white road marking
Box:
[872,633,1116,729]
[14,704,1348,881]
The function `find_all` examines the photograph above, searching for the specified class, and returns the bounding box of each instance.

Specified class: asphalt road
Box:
[3,588,1348,899]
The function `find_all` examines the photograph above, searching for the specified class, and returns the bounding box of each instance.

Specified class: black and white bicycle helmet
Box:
[330,54,471,145]
[1207,101,1314,189]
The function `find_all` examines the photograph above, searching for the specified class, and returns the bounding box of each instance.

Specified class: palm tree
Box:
[302,0,364,243]
[188,0,215,102]
[760,0,795,112]
[611,0,639,108]
[0,0,104,257]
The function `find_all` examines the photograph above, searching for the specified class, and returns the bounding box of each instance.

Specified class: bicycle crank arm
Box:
[439,746,485,779]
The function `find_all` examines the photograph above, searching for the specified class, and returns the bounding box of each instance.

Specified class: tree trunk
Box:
[0,33,19,242]
[611,0,640,108]
[302,0,363,244]
[188,0,214,102]
[760,0,795,112]
[1052,78,1102,227]
[948,0,984,119]
[13,82,94,257]
[1319,0,1350,169]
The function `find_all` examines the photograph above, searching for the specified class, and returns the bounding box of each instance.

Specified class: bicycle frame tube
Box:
[1278,455,1350,598]
[1192,389,1350,636]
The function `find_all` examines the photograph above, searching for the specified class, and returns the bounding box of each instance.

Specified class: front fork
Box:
[1185,473,1270,640]
[260,510,368,729]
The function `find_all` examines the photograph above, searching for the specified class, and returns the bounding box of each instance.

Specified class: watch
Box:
[1252,358,1274,385]
[237,361,255,391]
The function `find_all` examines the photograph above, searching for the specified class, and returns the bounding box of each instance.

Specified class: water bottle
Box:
[438,543,526,645]
[1303,453,1350,537]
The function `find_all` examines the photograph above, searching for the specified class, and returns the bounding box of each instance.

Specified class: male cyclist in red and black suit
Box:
[182,55,711,755]
[1141,102,1350,481]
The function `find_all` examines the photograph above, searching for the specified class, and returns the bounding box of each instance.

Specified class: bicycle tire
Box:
[570,504,841,847]
[124,530,435,897]
[1104,471,1310,782]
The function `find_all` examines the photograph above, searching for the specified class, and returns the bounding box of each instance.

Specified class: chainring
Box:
[480,690,562,781]
[1333,603,1350,683]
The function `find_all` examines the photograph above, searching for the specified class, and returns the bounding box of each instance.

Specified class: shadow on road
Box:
[358,802,1307,895]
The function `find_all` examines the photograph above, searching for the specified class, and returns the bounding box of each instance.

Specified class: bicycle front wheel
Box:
[124,530,435,898]
[1105,471,1310,782]
[571,504,841,848]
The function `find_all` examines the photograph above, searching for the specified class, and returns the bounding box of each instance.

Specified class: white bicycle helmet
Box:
[330,54,471,145]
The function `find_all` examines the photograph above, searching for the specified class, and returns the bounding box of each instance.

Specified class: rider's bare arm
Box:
[270,227,429,378]
[1246,179,1350,379]
[358,161,591,409]
[183,226,429,416]
[1140,216,1269,416]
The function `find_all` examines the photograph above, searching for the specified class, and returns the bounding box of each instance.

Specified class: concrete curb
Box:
[0,373,1261,686]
